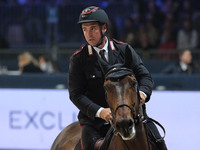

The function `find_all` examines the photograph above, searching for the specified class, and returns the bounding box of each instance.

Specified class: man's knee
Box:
[81,125,101,150]
[74,139,95,150]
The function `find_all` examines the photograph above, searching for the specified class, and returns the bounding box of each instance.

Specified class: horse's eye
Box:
[131,82,136,87]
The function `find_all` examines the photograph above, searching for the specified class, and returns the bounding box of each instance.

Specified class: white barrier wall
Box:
[0,89,200,150]
[0,89,78,150]
[147,91,200,150]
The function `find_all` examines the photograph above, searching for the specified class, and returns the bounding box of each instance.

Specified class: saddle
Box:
[94,138,104,150]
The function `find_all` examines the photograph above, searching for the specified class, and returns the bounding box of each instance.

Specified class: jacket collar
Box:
[87,38,121,64]
[108,39,120,65]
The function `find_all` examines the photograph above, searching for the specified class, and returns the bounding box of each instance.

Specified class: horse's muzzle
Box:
[116,118,136,140]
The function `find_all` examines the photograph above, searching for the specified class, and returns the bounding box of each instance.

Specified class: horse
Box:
[103,67,151,150]
[51,47,164,150]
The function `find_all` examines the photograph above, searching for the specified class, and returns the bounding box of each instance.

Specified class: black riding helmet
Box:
[78,6,109,47]
[78,6,109,26]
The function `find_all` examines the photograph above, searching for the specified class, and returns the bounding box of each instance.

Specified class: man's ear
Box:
[102,24,107,34]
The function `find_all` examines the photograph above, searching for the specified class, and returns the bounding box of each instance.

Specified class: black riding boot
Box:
[146,119,168,150]
[143,106,168,150]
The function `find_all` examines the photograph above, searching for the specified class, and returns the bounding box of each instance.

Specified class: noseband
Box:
[105,67,142,125]
[114,103,136,120]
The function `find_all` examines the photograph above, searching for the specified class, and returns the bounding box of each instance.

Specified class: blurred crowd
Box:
[0,0,200,75]
[0,0,199,54]
[18,51,60,74]
[111,0,200,60]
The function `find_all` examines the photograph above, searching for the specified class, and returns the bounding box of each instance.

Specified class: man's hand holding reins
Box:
[139,92,146,105]
[100,108,113,122]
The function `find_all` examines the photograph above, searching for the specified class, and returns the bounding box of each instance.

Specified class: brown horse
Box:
[51,47,153,150]
[51,67,151,150]
[103,67,151,150]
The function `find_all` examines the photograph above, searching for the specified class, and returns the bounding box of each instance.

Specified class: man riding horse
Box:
[68,6,167,150]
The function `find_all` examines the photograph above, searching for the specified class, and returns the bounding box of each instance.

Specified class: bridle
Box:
[105,67,166,142]
[105,67,143,127]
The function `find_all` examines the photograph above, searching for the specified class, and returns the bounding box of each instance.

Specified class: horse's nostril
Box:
[128,119,133,127]
[116,121,120,130]
[116,119,133,131]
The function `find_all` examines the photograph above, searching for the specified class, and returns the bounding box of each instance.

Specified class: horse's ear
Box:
[123,46,133,69]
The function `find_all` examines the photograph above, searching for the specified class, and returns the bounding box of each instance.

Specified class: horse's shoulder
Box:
[64,121,81,133]
[51,121,81,150]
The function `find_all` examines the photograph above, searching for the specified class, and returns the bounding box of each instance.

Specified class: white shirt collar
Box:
[93,37,109,60]
[93,37,108,53]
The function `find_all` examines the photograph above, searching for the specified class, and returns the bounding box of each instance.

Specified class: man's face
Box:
[82,22,102,46]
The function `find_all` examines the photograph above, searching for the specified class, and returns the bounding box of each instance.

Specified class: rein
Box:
[144,117,166,142]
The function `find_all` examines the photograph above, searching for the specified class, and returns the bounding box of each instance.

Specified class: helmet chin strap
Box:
[95,24,107,48]
[95,31,105,47]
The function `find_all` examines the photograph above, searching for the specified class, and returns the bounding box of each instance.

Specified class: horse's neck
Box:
[109,123,150,150]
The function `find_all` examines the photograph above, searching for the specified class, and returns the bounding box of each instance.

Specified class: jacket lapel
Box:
[108,39,121,65]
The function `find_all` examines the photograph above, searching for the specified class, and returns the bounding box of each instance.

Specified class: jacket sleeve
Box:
[68,55,101,119]
[128,45,154,102]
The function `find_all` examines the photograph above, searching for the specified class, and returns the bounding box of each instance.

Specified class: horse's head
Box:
[97,46,141,140]
[104,67,140,140]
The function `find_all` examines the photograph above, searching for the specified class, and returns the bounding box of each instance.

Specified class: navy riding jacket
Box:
[68,38,153,125]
